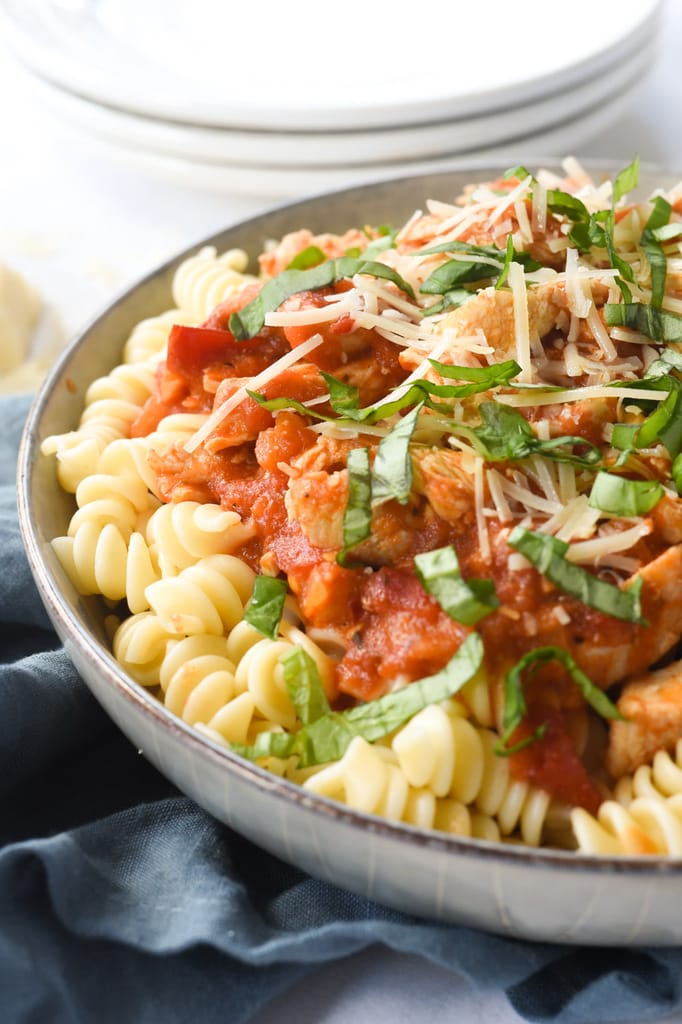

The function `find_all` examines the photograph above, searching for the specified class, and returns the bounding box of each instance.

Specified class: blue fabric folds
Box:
[2,392,681,1024]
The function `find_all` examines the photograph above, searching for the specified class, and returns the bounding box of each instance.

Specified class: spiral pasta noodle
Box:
[571,796,682,856]
[145,500,254,576]
[122,309,185,365]
[572,742,682,855]
[389,702,552,846]
[303,734,501,841]
[613,741,682,806]
[41,360,157,493]
[171,246,257,322]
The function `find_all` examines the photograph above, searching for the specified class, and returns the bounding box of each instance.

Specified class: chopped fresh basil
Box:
[337,447,372,565]
[641,196,671,308]
[634,377,682,457]
[503,164,532,180]
[497,645,623,755]
[249,360,518,430]
[652,222,682,243]
[231,632,484,768]
[551,160,638,298]
[607,376,682,458]
[610,422,639,451]
[604,302,682,344]
[450,401,601,468]
[612,155,639,203]
[546,189,591,227]
[494,235,515,290]
[362,229,398,259]
[243,575,288,639]
[320,372,361,418]
[421,288,473,316]
[507,526,646,623]
[414,545,498,625]
[429,357,521,388]
[286,245,326,270]
[419,239,540,296]
[370,403,421,505]
[280,646,331,725]
[646,347,682,378]
[229,256,415,339]
[420,257,501,294]
[588,471,663,516]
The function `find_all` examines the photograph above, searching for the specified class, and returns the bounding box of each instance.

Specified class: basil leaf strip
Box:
[546,189,591,226]
[588,471,663,516]
[370,403,421,505]
[231,632,484,768]
[280,646,331,725]
[613,155,639,203]
[421,288,473,316]
[229,257,415,339]
[362,229,398,259]
[450,401,601,468]
[420,257,501,294]
[248,360,518,427]
[652,222,682,243]
[507,526,646,624]
[419,240,540,296]
[286,245,326,270]
[243,575,287,639]
[641,196,671,308]
[494,235,515,290]
[646,346,682,378]
[429,357,521,387]
[497,646,624,756]
[610,423,639,456]
[635,377,682,457]
[337,447,372,565]
[415,545,499,625]
[503,164,532,180]
[604,302,682,344]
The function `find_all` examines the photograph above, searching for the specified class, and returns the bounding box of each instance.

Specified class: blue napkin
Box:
[2,392,682,1024]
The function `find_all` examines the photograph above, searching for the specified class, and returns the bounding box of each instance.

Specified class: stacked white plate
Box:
[0,0,663,198]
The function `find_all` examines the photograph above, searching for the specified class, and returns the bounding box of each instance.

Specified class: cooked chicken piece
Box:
[570,543,682,688]
[411,448,475,526]
[607,659,682,779]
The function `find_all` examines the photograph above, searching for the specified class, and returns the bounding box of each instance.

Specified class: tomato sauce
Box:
[136,280,631,811]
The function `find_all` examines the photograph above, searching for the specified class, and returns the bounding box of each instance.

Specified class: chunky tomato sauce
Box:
[133,282,648,811]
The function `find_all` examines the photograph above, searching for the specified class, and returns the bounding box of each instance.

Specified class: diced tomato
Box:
[167,323,270,375]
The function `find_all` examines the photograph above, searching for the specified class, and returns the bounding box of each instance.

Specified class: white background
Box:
[1,2,682,1021]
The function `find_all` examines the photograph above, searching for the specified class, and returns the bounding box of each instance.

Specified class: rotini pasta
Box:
[42,360,158,492]
[171,246,257,322]
[304,735,501,841]
[571,796,682,856]
[42,161,682,857]
[390,702,552,845]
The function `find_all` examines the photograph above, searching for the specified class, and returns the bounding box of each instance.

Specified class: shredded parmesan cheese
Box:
[565,521,651,564]
[485,176,532,230]
[509,261,532,383]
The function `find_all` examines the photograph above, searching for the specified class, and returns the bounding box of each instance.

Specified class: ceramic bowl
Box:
[18,163,682,945]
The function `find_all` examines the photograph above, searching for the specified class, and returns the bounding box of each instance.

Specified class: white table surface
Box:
[2,3,682,1021]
